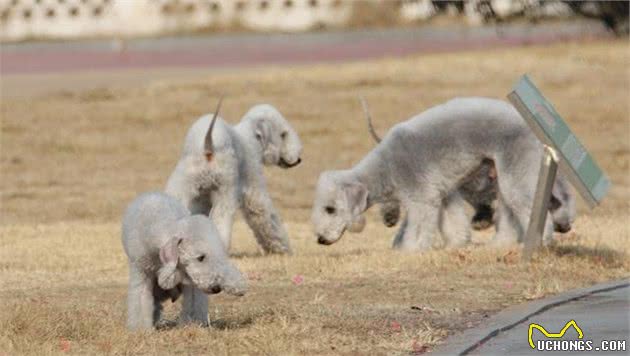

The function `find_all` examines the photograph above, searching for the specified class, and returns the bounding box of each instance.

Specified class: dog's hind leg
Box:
[493,155,554,246]
[392,215,408,248]
[492,198,521,246]
[209,186,239,251]
[439,191,471,248]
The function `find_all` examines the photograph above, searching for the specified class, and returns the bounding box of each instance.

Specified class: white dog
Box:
[166,99,302,254]
[312,97,570,251]
[122,191,247,330]
[360,98,576,234]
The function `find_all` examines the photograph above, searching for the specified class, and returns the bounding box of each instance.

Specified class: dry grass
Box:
[1,40,629,355]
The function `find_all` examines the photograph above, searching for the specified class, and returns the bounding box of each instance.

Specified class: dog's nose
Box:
[317,234,327,245]
[210,285,222,294]
[554,223,572,233]
[295,157,302,165]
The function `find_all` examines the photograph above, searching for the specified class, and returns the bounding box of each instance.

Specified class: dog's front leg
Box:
[241,185,291,255]
[393,198,439,252]
[179,285,209,327]
[126,265,158,330]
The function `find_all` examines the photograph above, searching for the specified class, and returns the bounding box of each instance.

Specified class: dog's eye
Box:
[325,206,336,215]
[197,254,206,262]
[281,131,288,140]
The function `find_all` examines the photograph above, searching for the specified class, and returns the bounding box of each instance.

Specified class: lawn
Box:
[1,39,628,355]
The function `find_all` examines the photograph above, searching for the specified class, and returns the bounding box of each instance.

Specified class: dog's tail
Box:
[204,95,224,158]
[359,96,382,143]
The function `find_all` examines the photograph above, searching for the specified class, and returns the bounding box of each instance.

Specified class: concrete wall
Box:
[0,0,574,42]
[0,0,355,41]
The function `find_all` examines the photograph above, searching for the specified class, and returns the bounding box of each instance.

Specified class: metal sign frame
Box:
[508,75,610,208]
[507,75,610,260]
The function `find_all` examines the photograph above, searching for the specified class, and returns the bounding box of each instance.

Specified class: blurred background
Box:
[0,0,628,80]
[1,0,628,40]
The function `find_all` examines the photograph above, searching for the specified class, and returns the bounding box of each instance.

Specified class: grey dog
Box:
[312,97,574,251]
[122,191,247,330]
[360,98,576,234]
[165,98,302,254]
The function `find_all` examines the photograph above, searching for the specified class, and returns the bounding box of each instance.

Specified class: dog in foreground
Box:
[122,191,247,330]
[312,97,575,251]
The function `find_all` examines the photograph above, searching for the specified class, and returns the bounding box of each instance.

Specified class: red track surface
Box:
[0,25,609,75]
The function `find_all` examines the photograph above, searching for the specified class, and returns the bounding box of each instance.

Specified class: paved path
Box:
[0,21,608,75]
[433,280,630,355]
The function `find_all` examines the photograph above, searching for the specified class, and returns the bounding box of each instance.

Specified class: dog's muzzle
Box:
[279,157,301,168]
[317,234,334,245]
[205,284,223,294]
[316,227,344,245]
[554,223,572,233]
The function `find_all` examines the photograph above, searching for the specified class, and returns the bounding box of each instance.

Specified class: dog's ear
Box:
[348,215,366,233]
[157,237,184,290]
[254,119,272,149]
[342,181,368,218]
[159,237,181,265]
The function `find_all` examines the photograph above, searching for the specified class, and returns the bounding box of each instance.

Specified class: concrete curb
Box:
[431,279,630,355]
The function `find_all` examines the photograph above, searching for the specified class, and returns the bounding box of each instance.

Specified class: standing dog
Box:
[360,98,576,234]
[312,97,569,251]
[122,192,247,330]
[166,99,302,254]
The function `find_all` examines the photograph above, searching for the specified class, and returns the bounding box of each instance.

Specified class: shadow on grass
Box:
[322,248,370,259]
[209,315,256,330]
[230,248,371,259]
[230,251,265,259]
[156,307,282,331]
[155,319,179,331]
[546,243,627,267]
[155,316,256,331]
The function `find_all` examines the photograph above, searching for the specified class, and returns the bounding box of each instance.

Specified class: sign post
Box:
[522,146,558,260]
[507,75,610,261]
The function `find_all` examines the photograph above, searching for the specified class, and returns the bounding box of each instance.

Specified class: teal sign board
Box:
[507,75,610,208]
